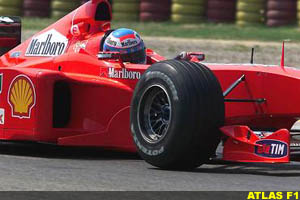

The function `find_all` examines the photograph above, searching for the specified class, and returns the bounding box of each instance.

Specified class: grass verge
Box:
[22,17,300,42]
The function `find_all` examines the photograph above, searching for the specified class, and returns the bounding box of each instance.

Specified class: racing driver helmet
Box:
[103,28,146,64]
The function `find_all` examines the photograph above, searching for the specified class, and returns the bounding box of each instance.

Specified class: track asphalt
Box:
[0,141,299,191]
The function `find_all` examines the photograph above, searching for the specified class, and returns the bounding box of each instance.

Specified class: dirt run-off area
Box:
[24,30,300,67]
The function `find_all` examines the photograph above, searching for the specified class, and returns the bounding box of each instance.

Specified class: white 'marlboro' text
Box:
[25,29,68,57]
[108,68,141,80]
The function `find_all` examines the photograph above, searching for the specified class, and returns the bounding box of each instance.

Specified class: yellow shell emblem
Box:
[8,75,36,119]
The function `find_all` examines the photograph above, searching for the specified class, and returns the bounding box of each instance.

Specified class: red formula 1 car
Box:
[0,0,298,170]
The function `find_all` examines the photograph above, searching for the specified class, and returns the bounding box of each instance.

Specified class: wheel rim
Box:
[137,84,172,144]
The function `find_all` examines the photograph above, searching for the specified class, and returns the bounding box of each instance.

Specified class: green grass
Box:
[22,17,56,30]
[22,17,300,42]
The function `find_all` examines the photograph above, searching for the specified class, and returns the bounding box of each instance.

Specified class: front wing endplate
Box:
[220,126,290,163]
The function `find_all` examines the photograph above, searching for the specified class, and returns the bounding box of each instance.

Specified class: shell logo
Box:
[8,75,36,119]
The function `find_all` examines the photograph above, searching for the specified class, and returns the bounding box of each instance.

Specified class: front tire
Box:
[130,60,225,170]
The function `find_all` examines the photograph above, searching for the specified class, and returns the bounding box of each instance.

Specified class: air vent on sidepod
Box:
[53,81,71,128]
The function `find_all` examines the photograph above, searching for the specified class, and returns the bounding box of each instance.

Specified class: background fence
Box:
[0,0,299,27]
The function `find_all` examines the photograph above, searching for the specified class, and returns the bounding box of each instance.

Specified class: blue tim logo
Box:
[254,140,288,158]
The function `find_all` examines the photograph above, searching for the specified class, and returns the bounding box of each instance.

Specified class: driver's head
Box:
[103,28,146,64]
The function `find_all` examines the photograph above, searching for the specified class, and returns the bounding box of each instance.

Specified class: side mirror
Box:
[188,52,205,62]
[97,51,125,67]
[98,51,121,60]
[175,52,205,62]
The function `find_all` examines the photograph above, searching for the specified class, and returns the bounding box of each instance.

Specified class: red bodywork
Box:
[0,0,298,163]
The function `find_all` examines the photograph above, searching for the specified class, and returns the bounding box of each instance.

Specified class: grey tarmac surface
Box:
[0,141,300,191]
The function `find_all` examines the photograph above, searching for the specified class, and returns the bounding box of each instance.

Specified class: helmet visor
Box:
[121,49,146,64]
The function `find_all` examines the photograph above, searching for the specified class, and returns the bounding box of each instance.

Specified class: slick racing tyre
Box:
[131,60,225,170]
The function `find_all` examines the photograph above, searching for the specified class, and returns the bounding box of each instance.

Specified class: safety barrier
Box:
[298,0,300,26]
[113,0,140,21]
[0,0,22,16]
[171,0,205,23]
[140,0,171,22]
[23,0,51,17]
[51,0,80,19]
[1,0,300,27]
[236,0,265,26]
[266,0,297,27]
[207,0,236,23]
[81,0,90,4]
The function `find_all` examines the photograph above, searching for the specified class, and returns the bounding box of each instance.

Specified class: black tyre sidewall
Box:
[131,62,194,167]
[131,60,224,169]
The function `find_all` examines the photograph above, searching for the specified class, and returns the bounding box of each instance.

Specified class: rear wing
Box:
[0,16,21,56]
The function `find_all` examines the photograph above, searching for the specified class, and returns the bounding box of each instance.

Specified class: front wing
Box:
[221,126,290,163]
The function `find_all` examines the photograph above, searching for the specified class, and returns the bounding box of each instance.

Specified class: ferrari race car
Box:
[0,0,299,170]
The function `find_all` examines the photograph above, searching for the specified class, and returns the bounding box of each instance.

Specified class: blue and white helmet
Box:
[103,28,146,64]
